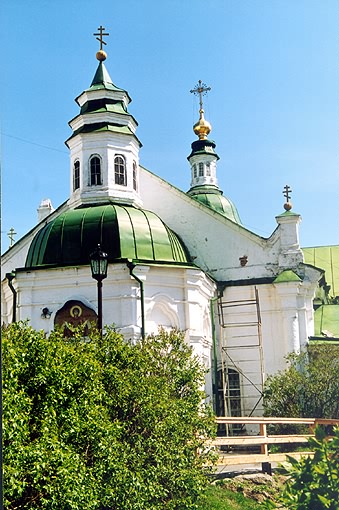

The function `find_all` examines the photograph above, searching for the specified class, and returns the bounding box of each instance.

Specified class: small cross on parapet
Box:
[8,227,16,248]
[283,184,293,211]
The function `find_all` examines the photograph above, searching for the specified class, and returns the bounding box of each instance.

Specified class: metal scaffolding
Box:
[217,286,264,430]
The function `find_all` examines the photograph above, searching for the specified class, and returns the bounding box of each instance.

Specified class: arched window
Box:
[193,164,197,178]
[115,155,127,186]
[90,156,102,186]
[133,161,138,191]
[199,162,204,177]
[206,162,211,176]
[73,160,80,190]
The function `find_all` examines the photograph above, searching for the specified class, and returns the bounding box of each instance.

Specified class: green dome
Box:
[26,204,191,268]
[189,188,241,224]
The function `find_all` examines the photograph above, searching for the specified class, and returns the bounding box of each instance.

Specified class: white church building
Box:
[2,33,334,419]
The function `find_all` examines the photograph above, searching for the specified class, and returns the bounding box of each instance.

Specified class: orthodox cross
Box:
[190,80,211,110]
[93,25,109,50]
[8,227,16,247]
[283,184,292,203]
[282,184,293,210]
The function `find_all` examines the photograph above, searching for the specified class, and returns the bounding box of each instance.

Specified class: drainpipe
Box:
[210,294,219,415]
[6,272,17,323]
[127,261,145,340]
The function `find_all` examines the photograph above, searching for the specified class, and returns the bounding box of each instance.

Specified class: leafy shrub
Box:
[266,426,339,509]
[3,322,216,509]
[263,344,339,435]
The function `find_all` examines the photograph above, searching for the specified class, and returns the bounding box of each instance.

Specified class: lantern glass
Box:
[90,244,108,281]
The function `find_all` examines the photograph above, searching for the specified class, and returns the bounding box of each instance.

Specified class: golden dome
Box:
[96,50,107,61]
[193,109,212,140]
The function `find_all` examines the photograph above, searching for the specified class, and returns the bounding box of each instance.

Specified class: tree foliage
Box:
[263,344,339,420]
[3,322,215,509]
[266,426,339,509]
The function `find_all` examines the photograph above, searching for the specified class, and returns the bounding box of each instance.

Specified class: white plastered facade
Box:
[1,57,323,417]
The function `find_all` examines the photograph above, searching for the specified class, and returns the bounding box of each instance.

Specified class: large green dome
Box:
[26,204,191,268]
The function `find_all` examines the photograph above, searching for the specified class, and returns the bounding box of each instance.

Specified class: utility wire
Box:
[1,132,68,154]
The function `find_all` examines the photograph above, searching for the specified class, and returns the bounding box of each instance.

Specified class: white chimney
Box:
[37,198,54,223]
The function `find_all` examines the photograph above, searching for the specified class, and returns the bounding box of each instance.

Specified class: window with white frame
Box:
[89,156,102,186]
[73,160,80,190]
[199,162,204,177]
[115,155,127,186]
[133,161,138,191]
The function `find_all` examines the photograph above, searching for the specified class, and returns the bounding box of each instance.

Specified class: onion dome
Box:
[25,204,191,268]
[193,109,212,140]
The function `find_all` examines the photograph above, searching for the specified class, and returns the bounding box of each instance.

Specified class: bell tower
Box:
[66,27,142,209]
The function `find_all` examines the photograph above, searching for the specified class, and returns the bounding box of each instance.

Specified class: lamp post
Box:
[90,244,108,334]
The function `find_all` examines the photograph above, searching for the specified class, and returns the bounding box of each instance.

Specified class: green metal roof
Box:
[303,245,339,298]
[25,204,191,268]
[187,139,219,161]
[66,123,142,147]
[80,98,128,115]
[75,62,132,105]
[89,62,127,95]
[273,270,302,284]
[189,189,241,224]
[314,304,339,338]
[68,62,138,148]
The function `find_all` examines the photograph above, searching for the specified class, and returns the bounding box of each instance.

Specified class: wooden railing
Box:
[208,417,339,472]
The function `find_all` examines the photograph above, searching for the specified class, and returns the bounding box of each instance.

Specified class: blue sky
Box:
[1,0,338,252]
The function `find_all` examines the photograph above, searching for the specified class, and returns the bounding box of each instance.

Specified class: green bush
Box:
[3,322,216,509]
[266,426,339,509]
[264,344,339,422]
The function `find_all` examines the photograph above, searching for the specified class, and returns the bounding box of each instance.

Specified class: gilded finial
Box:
[190,80,212,140]
[283,184,293,211]
[93,25,109,61]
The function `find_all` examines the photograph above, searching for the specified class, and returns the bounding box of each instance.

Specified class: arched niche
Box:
[147,295,180,334]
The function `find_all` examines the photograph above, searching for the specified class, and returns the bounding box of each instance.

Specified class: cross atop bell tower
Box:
[93,25,109,50]
[93,25,109,61]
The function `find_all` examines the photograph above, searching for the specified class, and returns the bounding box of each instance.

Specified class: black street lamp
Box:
[90,244,108,334]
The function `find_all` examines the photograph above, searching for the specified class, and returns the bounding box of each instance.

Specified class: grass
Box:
[196,473,286,509]
[196,484,263,510]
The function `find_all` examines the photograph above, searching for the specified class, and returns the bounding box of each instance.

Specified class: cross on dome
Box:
[190,80,211,111]
[190,80,212,140]
[93,25,109,61]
